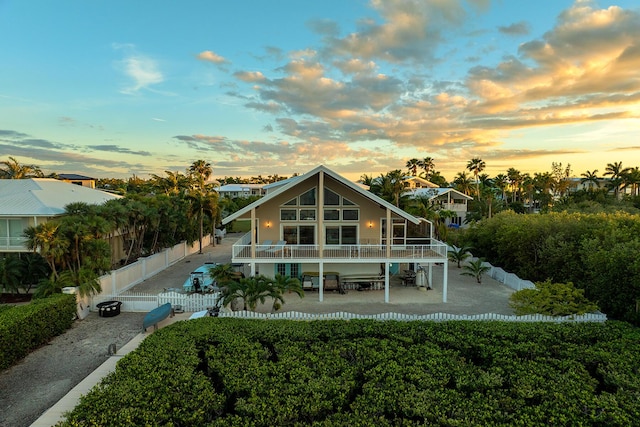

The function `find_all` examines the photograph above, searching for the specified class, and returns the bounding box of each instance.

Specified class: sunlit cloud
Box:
[196,50,228,64]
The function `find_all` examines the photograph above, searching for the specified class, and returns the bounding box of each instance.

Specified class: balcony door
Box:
[282,225,315,245]
[381,218,406,246]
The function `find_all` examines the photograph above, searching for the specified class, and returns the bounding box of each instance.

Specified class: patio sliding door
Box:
[282,225,315,244]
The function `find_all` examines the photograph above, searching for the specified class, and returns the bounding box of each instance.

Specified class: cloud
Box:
[114,46,164,94]
[323,0,489,64]
[87,145,152,156]
[498,21,531,36]
[196,50,228,64]
[233,71,267,83]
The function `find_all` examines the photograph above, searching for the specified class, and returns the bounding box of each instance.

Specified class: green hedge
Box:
[59,318,640,426]
[0,294,76,370]
[464,211,640,323]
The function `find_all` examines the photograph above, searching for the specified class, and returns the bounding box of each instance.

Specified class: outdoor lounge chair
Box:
[266,240,286,254]
[256,240,273,253]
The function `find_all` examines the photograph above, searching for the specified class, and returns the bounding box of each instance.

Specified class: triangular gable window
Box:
[342,197,355,206]
[324,188,340,205]
[283,197,297,206]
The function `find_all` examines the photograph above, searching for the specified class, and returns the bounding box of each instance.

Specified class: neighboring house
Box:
[217,183,266,198]
[57,173,96,189]
[0,178,121,253]
[405,188,473,227]
[403,176,439,190]
[222,165,449,303]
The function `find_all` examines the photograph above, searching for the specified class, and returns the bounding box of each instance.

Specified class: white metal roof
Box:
[406,187,473,200]
[0,178,122,217]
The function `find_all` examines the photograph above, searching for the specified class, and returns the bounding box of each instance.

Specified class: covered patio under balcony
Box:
[229,232,449,303]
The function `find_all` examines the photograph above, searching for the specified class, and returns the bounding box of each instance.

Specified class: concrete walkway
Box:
[31,234,515,426]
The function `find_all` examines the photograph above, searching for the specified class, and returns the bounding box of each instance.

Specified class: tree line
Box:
[0,159,219,298]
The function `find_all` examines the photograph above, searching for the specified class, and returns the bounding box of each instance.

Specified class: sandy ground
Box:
[0,234,514,427]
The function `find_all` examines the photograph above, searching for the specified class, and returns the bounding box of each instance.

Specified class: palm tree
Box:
[0,156,43,179]
[580,170,599,191]
[188,160,213,253]
[507,168,523,203]
[0,255,23,294]
[452,171,473,195]
[493,174,508,202]
[406,159,420,176]
[448,246,472,268]
[359,174,374,187]
[461,259,491,284]
[269,274,303,311]
[604,161,629,199]
[419,157,436,179]
[621,167,640,197]
[466,158,486,199]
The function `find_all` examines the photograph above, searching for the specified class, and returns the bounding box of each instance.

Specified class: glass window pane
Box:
[324,209,339,220]
[342,226,357,244]
[280,209,297,221]
[299,209,316,220]
[342,197,355,206]
[326,227,340,244]
[283,198,297,206]
[299,188,316,205]
[324,188,340,205]
[342,209,359,220]
[283,226,298,244]
[299,226,315,244]
[276,263,286,276]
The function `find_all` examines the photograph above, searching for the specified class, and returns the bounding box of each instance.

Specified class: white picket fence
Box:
[218,310,607,322]
[93,291,221,313]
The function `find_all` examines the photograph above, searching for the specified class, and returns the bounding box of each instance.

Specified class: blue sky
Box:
[1,0,639,181]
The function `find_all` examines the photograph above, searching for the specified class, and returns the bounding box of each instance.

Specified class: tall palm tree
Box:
[580,169,600,191]
[405,159,420,176]
[466,158,486,199]
[419,157,436,179]
[0,156,43,179]
[604,161,629,199]
[506,168,523,203]
[493,174,508,201]
[188,160,213,253]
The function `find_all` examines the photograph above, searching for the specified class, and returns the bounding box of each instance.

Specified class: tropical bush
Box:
[59,319,640,426]
[510,280,599,316]
[0,294,76,370]
[463,211,640,323]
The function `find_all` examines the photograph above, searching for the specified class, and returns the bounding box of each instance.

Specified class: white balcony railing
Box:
[232,234,447,261]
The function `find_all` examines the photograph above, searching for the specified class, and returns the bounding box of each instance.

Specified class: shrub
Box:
[509,280,599,316]
[58,319,640,426]
[0,293,76,370]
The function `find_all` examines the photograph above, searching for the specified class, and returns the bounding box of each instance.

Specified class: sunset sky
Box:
[1,0,639,182]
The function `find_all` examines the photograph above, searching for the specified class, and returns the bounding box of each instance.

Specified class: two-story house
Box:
[222,165,449,303]
[0,178,121,254]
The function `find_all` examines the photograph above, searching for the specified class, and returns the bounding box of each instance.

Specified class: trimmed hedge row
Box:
[60,319,640,426]
[0,294,76,370]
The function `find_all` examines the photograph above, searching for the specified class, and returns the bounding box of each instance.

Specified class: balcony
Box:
[231,233,448,263]
[0,236,28,252]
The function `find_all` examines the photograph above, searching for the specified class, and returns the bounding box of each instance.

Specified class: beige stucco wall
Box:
[234,174,406,245]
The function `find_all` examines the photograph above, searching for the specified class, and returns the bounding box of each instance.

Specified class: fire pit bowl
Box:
[96,301,122,317]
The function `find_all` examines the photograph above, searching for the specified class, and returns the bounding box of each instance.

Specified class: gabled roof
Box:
[58,173,95,180]
[222,165,422,225]
[0,178,121,217]
[406,187,473,200]
[217,183,265,191]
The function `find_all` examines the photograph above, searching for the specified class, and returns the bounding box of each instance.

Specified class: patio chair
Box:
[256,240,273,253]
[266,240,286,254]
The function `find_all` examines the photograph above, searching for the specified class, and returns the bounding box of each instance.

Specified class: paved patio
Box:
[131,233,516,316]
